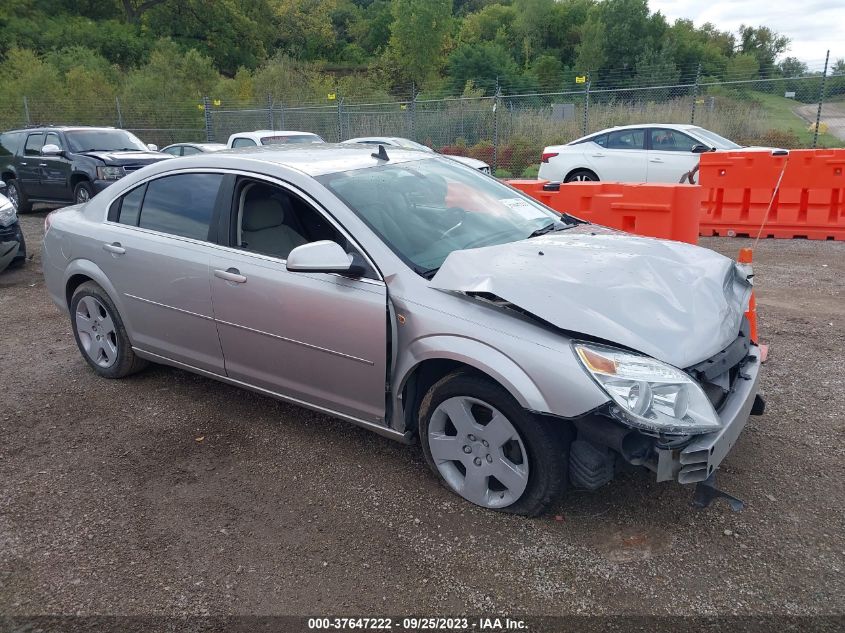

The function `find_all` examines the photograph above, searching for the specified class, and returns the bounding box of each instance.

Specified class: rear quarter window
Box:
[0,132,23,157]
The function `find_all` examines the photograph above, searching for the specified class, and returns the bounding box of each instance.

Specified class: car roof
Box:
[581,123,698,137]
[163,142,227,149]
[168,142,436,177]
[228,130,321,140]
[5,126,120,133]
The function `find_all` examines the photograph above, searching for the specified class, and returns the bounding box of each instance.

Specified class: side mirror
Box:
[0,180,6,189]
[41,144,63,156]
[147,143,158,152]
[691,144,713,154]
[286,240,363,276]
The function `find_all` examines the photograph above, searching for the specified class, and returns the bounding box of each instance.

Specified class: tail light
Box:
[541,152,559,163]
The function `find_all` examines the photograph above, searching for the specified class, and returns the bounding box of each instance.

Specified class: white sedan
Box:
[342,137,490,173]
[538,124,743,184]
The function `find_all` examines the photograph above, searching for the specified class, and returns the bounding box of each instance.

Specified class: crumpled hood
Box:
[80,151,171,164]
[431,227,753,368]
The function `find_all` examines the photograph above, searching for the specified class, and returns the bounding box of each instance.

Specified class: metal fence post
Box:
[115,96,124,128]
[23,96,30,126]
[336,96,344,142]
[813,50,830,149]
[492,78,500,173]
[690,63,702,124]
[203,96,213,142]
[409,82,417,141]
[267,94,274,130]
[583,77,590,136]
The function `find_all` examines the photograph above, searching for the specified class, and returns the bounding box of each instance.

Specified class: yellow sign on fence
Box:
[575,75,587,84]
[328,93,337,100]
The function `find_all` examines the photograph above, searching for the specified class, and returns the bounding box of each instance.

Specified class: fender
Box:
[393,334,551,427]
[61,258,136,333]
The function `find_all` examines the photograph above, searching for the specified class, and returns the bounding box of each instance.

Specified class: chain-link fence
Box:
[3,60,843,177]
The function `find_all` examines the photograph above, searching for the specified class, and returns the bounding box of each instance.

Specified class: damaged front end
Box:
[567,320,764,495]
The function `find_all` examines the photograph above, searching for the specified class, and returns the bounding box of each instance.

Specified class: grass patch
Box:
[748,91,840,147]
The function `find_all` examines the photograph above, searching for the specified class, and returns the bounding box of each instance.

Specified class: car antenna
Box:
[371,144,390,162]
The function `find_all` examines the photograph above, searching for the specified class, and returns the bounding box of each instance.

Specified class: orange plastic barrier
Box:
[506,180,701,244]
[699,149,845,240]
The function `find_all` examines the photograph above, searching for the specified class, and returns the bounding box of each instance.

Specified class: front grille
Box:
[686,317,752,411]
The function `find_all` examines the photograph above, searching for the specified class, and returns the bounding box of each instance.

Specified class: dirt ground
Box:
[1,209,844,619]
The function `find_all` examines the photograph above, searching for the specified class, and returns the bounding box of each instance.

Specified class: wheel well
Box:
[70,173,90,190]
[565,167,598,181]
[65,274,93,309]
[401,359,508,435]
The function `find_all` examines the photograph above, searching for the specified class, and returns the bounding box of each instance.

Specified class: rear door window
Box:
[606,129,645,150]
[129,173,224,240]
[24,133,45,156]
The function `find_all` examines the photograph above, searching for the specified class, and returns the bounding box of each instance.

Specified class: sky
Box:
[649,0,845,68]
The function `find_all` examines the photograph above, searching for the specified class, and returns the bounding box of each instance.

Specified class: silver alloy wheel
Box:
[75,186,90,204]
[428,396,529,508]
[7,182,19,208]
[570,173,596,181]
[75,296,118,368]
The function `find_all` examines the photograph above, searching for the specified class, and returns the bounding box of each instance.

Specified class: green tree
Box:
[386,0,452,85]
[446,41,519,94]
[779,56,807,78]
[739,25,789,77]
[532,54,564,91]
[726,53,760,81]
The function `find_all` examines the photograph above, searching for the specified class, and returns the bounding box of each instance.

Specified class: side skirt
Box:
[133,347,414,444]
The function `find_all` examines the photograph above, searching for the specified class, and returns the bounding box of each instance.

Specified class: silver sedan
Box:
[42,143,764,515]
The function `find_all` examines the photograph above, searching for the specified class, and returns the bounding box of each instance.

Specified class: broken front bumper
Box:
[655,350,762,484]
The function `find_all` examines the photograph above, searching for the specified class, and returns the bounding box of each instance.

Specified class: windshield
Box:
[318,158,565,275]
[690,127,741,150]
[260,134,323,145]
[65,130,148,152]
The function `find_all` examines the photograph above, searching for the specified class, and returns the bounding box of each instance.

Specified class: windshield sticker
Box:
[500,198,548,221]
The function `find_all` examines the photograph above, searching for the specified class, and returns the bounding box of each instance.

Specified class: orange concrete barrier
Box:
[699,149,845,240]
[507,179,701,244]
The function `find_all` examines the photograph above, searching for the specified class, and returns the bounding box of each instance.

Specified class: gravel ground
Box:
[1,210,843,618]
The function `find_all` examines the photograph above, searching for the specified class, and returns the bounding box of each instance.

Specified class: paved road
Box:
[795,102,845,141]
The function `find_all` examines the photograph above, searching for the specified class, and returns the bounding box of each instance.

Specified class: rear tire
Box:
[5,178,32,213]
[70,281,148,378]
[419,370,573,516]
[564,169,599,183]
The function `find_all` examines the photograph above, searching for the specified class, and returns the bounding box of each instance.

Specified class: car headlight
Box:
[0,198,17,228]
[574,343,721,435]
[96,166,126,181]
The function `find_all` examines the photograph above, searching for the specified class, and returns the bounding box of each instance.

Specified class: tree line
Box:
[0,0,839,121]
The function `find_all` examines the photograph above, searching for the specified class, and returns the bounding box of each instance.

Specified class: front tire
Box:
[74,180,95,204]
[70,281,148,378]
[5,178,32,213]
[564,169,599,183]
[419,371,572,516]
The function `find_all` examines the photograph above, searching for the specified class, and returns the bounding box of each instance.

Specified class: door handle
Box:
[39,163,48,167]
[214,268,247,284]
[19,162,27,166]
[102,242,125,255]
[591,153,605,157]
[649,158,664,163]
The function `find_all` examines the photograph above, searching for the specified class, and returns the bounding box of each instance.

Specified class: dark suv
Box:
[0,126,172,212]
